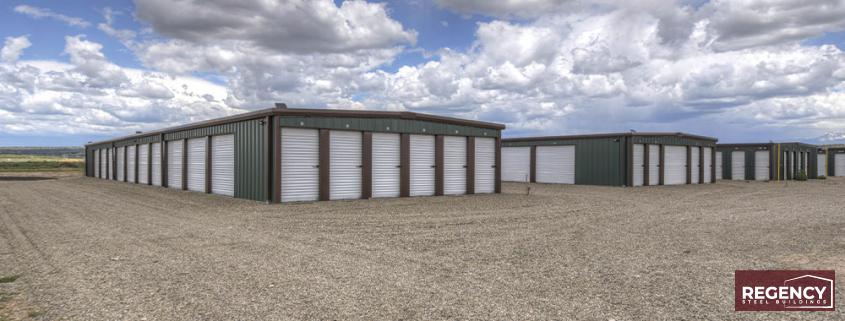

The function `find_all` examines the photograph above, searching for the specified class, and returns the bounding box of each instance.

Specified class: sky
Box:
[1,0,845,147]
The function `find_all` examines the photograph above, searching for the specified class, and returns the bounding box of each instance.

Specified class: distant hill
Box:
[0,147,84,158]
[804,132,845,145]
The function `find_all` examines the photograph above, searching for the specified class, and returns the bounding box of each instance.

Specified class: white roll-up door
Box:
[474,137,496,194]
[803,152,808,173]
[691,147,700,184]
[663,146,686,185]
[187,137,206,192]
[443,136,466,195]
[648,145,659,185]
[211,134,235,197]
[789,152,794,178]
[108,148,113,180]
[536,145,575,184]
[731,151,745,180]
[127,145,136,183]
[167,140,183,189]
[782,152,787,179]
[138,144,149,184]
[716,152,723,180]
[632,144,644,186]
[151,143,162,186]
[817,154,826,177]
[281,128,319,202]
[329,130,362,200]
[702,147,712,183]
[754,151,769,181]
[835,154,845,177]
[502,147,530,182]
[117,147,125,182]
[371,133,400,198]
[410,135,435,196]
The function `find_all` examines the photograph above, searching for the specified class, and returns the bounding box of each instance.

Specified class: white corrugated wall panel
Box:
[817,154,826,177]
[281,128,319,202]
[127,145,136,183]
[138,144,149,184]
[664,146,687,185]
[502,147,530,182]
[690,147,700,184]
[151,143,162,186]
[371,133,400,198]
[648,145,659,185]
[716,152,723,180]
[702,147,712,183]
[167,140,183,189]
[94,150,100,178]
[632,144,644,186]
[754,151,769,181]
[443,136,466,195]
[108,148,113,180]
[836,154,845,177]
[187,137,206,192]
[117,147,125,182]
[731,151,745,181]
[536,145,575,184]
[329,130,362,200]
[211,135,235,197]
[410,135,435,196]
[474,137,496,193]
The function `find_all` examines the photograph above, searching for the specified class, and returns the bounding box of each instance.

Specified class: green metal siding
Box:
[504,137,625,186]
[280,116,500,138]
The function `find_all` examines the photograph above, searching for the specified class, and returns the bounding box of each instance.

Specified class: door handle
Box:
[357,165,363,168]
[313,165,319,168]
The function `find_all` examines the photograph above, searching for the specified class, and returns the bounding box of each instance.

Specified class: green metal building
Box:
[818,145,845,177]
[501,132,717,187]
[86,106,505,202]
[715,143,818,181]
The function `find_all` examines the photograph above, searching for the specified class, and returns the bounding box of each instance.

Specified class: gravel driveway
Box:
[0,175,842,320]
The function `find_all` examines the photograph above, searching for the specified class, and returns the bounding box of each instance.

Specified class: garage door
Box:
[664,146,687,185]
[108,148,113,180]
[803,152,808,173]
[138,144,149,184]
[371,133,400,198]
[731,151,745,180]
[151,143,162,186]
[502,147,530,182]
[782,152,787,179]
[211,134,234,197]
[715,151,723,180]
[754,151,769,181]
[127,145,136,183]
[648,145,659,185]
[117,146,125,182]
[443,136,466,195]
[702,147,712,183]
[632,144,644,186]
[281,128,319,202]
[167,140,183,189]
[817,154,826,177]
[789,152,794,178]
[474,137,496,194]
[410,135,435,196]
[536,145,575,184]
[836,154,845,177]
[329,130,362,200]
[187,137,206,192]
[690,147,700,184]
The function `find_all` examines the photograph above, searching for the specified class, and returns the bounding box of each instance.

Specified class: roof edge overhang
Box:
[502,132,718,143]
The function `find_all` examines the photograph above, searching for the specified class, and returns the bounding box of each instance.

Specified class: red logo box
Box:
[735,270,835,311]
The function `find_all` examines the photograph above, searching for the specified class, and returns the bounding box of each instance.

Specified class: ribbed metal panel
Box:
[211,134,235,197]
[648,145,659,184]
[716,152,723,179]
[117,146,125,181]
[754,151,769,181]
[127,145,136,183]
[502,147,530,182]
[536,145,575,184]
[632,144,644,186]
[371,133,400,198]
[329,130,363,200]
[281,128,319,202]
[410,135,435,196]
[167,140,183,189]
[474,137,495,193]
[631,135,715,147]
[664,146,686,185]
[94,149,100,178]
[443,136,466,195]
[702,147,712,183]
[731,151,745,181]
[234,119,267,201]
[280,116,499,138]
[151,143,162,186]
[690,147,700,184]
[836,154,845,176]
[138,144,149,184]
[817,155,826,177]
[107,148,113,179]
[187,137,206,192]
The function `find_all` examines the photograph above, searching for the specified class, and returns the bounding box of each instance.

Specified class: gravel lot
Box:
[0,174,843,320]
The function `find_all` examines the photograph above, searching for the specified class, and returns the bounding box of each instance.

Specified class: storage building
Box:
[501,132,717,186]
[818,145,845,177]
[85,107,505,202]
[715,143,818,181]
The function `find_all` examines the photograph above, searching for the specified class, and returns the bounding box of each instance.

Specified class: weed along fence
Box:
[501,132,717,186]
[715,143,818,181]
[85,106,505,202]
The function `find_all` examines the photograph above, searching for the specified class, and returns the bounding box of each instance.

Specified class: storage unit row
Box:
[715,143,818,180]
[817,147,845,177]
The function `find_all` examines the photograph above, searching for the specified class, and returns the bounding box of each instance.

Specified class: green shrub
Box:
[795,170,808,181]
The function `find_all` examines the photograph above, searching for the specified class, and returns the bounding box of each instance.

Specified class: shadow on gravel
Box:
[0,176,57,181]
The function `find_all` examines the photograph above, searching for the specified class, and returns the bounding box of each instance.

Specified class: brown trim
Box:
[658,145,665,185]
[466,136,476,194]
[626,137,633,187]
[503,132,718,143]
[205,136,212,193]
[147,143,153,185]
[698,146,704,184]
[494,137,501,193]
[123,146,128,182]
[112,147,117,181]
[434,135,444,196]
[400,133,410,197]
[264,116,272,202]
[362,132,373,199]
[134,144,139,183]
[529,145,537,183]
[272,116,282,203]
[161,138,168,187]
[711,146,716,183]
[319,129,330,201]
[686,146,692,184]
[643,144,650,186]
[182,138,188,190]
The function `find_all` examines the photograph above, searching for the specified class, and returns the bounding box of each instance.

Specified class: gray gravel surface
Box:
[0,175,843,320]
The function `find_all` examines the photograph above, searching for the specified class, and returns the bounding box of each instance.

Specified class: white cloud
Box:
[1,36,32,63]
[13,5,91,28]
[436,0,574,18]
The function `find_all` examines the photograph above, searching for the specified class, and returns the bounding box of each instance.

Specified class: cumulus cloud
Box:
[14,5,91,28]
[1,36,32,63]
[435,0,574,18]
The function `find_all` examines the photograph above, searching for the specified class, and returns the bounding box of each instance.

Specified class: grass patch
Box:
[0,154,83,173]
[0,275,20,284]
